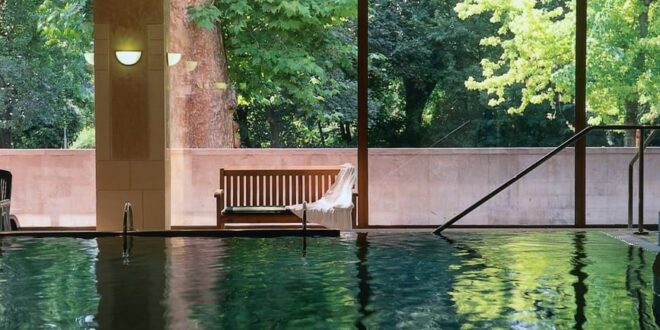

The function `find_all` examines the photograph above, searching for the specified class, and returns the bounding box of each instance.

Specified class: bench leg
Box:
[218,214,225,229]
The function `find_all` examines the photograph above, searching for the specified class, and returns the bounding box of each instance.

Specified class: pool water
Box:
[0,231,657,329]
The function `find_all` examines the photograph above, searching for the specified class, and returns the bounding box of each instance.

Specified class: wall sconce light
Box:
[115,51,142,66]
[84,53,95,65]
[185,61,198,72]
[167,53,182,66]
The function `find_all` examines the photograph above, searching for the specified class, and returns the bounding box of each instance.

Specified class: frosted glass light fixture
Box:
[84,53,95,65]
[167,53,182,66]
[115,51,142,66]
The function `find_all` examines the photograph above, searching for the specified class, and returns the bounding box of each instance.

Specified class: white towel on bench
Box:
[286,163,356,230]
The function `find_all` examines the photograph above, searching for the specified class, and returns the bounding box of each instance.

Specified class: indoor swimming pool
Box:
[0,231,656,329]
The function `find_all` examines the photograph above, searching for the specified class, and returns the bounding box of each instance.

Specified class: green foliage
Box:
[456,0,659,126]
[368,0,576,147]
[187,4,222,30]
[0,0,93,148]
[190,0,359,147]
[70,125,94,149]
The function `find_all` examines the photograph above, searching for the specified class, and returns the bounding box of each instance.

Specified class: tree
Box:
[369,0,476,146]
[189,0,358,147]
[170,0,238,148]
[0,0,93,148]
[456,0,659,145]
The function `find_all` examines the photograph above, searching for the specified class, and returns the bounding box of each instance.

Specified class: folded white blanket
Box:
[286,163,356,230]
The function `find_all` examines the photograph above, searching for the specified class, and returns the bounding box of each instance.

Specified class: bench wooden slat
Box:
[286,175,290,205]
[265,175,271,206]
[231,175,238,207]
[296,175,303,204]
[252,176,257,206]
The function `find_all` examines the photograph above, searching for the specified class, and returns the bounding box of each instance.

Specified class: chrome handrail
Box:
[434,125,660,234]
[123,202,134,235]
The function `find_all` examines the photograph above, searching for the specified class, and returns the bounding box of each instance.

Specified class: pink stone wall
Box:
[1,148,658,228]
[0,150,96,227]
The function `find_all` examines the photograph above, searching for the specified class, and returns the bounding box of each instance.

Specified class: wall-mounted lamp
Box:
[167,53,182,66]
[185,61,198,72]
[115,51,142,66]
[84,53,95,65]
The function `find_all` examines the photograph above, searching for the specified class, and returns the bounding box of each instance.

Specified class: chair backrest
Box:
[0,169,10,203]
[220,168,343,207]
[0,170,12,231]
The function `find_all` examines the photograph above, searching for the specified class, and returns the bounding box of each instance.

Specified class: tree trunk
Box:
[317,121,326,147]
[169,0,237,148]
[0,125,10,148]
[266,109,281,148]
[0,77,12,148]
[624,99,640,146]
[339,121,352,144]
[234,106,251,148]
[403,79,435,146]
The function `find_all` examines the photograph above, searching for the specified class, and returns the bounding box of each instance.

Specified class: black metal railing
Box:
[434,125,660,234]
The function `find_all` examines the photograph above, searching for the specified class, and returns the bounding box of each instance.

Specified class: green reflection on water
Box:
[443,232,658,329]
[0,238,99,329]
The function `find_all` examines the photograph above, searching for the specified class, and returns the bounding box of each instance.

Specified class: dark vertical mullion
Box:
[357,0,369,228]
[575,0,587,227]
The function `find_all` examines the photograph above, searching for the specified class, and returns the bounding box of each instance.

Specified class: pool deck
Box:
[603,229,660,252]
[0,228,341,239]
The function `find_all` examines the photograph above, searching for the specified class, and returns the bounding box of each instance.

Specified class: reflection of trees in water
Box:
[194,237,360,328]
[653,253,660,327]
[360,233,462,328]
[445,231,660,329]
[0,237,99,328]
[570,232,588,329]
[355,233,372,329]
[164,237,226,329]
[448,232,579,328]
[95,237,167,329]
[625,245,655,328]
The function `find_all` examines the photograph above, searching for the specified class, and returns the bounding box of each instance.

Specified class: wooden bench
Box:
[214,167,357,229]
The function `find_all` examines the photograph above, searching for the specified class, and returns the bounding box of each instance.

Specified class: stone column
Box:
[94,0,169,230]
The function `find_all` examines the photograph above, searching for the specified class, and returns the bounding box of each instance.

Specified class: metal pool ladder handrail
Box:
[123,202,134,235]
[433,125,660,234]
[628,130,657,230]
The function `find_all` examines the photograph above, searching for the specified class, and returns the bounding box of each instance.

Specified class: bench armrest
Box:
[214,189,224,198]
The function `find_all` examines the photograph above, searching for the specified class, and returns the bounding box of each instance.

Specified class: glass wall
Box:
[0,0,94,149]
[587,0,658,146]
[0,0,95,227]
[367,0,577,226]
[167,0,358,226]
[168,0,357,150]
[585,0,659,225]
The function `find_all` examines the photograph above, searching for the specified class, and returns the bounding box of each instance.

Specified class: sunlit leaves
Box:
[457,0,658,125]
